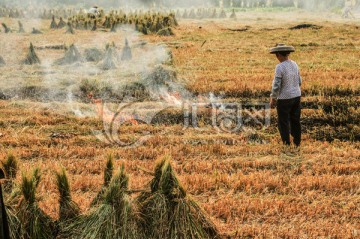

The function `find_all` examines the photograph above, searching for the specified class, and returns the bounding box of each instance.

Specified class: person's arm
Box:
[298,67,302,87]
[270,76,281,108]
[270,65,282,108]
[270,76,282,99]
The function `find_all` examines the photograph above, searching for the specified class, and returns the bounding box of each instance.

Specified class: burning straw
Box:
[137,156,220,239]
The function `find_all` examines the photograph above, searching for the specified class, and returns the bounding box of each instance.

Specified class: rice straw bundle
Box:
[64,165,143,239]
[90,155,114,207]
[138,156,219,239]
[56,168,80,222]
[17,168,55,239]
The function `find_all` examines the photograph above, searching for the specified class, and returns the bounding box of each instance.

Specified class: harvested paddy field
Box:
[0,9,359,239]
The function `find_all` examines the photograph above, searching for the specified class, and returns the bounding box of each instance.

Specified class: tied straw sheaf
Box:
[0,154,220,239]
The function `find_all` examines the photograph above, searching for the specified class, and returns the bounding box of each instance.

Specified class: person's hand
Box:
[270,98,277,108]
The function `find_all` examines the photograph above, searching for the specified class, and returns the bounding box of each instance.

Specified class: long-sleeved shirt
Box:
[271,60,302,99]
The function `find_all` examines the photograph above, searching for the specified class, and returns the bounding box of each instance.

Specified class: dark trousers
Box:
[276,96,301,146]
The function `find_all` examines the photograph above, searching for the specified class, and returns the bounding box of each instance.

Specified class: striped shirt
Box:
[271,60,302,99]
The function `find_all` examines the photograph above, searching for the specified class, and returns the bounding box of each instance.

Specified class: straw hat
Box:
[269,43,295,54]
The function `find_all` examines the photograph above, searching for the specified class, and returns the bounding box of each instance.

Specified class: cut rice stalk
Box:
[65,165,143,239]
[138,156,220,239]
[56,168,80,222]
[90,155,114,207]
[18,169,56,239]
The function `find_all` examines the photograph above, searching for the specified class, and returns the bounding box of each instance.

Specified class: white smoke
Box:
[0,0,354,13]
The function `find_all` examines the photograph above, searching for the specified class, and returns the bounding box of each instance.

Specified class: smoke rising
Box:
[0,0,354,11]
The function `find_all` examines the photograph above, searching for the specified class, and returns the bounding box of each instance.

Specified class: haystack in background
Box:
[65,22,75,34]
[165,50,174,65]
[113,62,188,103]
[100,44,117,70]
[189,9,196,18]
[102,16,111,29]
[90,155,114,207]
[230,9,237,19]
[22,43,41,65]
[182,9,188,18]
[1,23,10,33]
[137,156,220,239]
[75,20,81,30]
[110,22,116,32]
[84,47,104,62]
[58,17,66,28]
[50,15,58,29]
[0,55,5,66]
[18,168,56,239]
[176,9,181,19]
[219,9,227,18]
[65,165,144,239]
[68,11,177,35]
[55,169,80,222]
[157,27,174,36]
[136,22,148,35]
[120,38,132,61]
[84,21,89,30]
[18,21,25,33]
[141,65,190,101]
[91,19,97,31]
[169,14,179,27]
[31,27,42,34]
[54,44,82,65]
[211,9,218,18]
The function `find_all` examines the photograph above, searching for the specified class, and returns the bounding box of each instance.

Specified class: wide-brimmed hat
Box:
[269,43,295,54]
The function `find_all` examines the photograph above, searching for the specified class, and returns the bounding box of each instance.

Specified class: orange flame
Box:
[160,91,182,106]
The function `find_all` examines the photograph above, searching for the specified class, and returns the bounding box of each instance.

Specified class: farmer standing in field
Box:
[269,43,302,147]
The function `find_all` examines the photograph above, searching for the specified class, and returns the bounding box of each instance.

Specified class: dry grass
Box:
[0,11,359,238]
[0,98,358,238]
[144,19,360,97]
